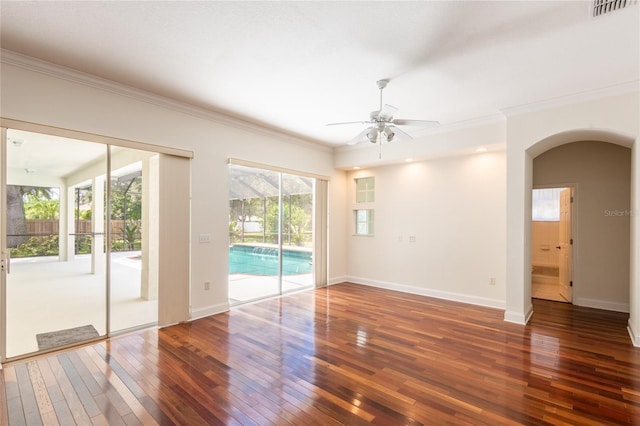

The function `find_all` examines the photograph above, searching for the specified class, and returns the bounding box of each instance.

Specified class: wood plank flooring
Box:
[2,282,639,425]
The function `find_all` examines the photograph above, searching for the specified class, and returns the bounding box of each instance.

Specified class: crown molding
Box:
[501,80,640,117]
[0,49,332,153]
[416,113,506,136]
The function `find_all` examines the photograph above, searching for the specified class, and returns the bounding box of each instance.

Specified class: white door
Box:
[558,188,573,302]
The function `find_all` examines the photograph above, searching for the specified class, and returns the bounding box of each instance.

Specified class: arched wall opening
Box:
[508,128,638,346]
[531,139,632,311]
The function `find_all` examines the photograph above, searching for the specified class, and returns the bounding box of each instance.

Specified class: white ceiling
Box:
[1,1,639,147]
[6,130,106,180]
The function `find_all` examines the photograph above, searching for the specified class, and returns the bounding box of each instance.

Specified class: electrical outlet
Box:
[489,277,496,286]
[204,281,211,290]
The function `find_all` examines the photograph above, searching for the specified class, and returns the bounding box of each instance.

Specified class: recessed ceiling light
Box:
[475,147,488,153]
[405,158,413,162]
[353,166,361,170]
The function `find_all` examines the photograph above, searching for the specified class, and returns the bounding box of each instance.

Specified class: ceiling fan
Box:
[327,79,439,146]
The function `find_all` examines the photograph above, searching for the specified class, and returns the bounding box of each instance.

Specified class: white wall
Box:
[0,58,347,320]
[345,151,507,308]
[531,222,559,268]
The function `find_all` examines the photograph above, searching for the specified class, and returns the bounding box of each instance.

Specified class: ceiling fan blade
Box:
[388,125,413,141]
[327,120,370,126]
[346,127,372,145]
[379,104,398,120]
[392,119,440,127]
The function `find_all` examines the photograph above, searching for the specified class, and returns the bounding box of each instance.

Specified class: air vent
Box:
[592,0,638,17]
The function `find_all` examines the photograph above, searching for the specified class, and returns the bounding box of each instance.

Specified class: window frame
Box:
[354,208,374,236]
[355,177,375,203]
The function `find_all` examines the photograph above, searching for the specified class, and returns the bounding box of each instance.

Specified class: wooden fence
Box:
[25,219,138,241]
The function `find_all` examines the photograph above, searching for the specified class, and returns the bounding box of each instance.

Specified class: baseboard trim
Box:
[190,302,229,321]
[574,297,629,313]
[345,276,505,310]
[628,321,640,347]
[504,303,533,325]
[329,276,349,286]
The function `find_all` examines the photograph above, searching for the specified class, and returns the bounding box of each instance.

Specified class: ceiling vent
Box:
[592,0,638,17]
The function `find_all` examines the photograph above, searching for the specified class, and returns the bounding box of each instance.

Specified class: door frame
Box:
[227,159,326,306]
[1,128,7,365]
[0,119,193,363]
[531,183,577,304]
[558,187,573,302]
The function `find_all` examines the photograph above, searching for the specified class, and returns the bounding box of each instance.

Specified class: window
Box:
[356,177,375,203]
[532,188,562,221]
[355,209,374,235]
[354,176,374,235]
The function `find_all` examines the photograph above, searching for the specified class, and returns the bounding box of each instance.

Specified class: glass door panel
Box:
[228,164,315,305]
[4,130,107,358]
[281,173,314,294]
[228,165,281,304]
[109,146,158,332]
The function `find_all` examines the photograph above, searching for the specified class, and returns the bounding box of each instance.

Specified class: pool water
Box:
[229,245,312,275]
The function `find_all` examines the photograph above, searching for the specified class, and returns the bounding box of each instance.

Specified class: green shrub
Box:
[11,235,59,258]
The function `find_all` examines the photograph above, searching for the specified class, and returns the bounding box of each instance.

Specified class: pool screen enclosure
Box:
[228,161,327,305]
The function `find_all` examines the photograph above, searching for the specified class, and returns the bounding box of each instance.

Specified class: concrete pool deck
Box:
[228,272,313,304]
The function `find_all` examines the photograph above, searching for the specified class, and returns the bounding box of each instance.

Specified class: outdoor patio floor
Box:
[5,252,157,359]
[229,272,313,304]
[6,252,313,359]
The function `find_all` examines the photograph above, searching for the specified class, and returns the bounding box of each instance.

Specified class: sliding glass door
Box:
[3,131,108,358]
[280,172,314,294]
[109,146,159,333]
[1,130,160,360]
[228,164,314,305]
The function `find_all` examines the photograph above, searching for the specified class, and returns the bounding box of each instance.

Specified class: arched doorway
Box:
[531,140,632,311]
[504,91,639,348]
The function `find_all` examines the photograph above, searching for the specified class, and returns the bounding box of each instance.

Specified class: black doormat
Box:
[36,324,99,351]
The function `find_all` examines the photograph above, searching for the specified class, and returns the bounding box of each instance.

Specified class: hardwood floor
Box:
[2,282,639,425]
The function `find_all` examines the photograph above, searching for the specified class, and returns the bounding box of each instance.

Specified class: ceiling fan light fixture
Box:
[327,79,438,147]
[383,126,394,142]
[366,127,378,143]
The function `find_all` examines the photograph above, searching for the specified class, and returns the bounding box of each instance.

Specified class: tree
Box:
[24,192,59,219]
[7,186,56,248]
[289,203,311,246]
[124,222,140,250]
[229,197,267,242]
[7,186,28,248]
[110,177,142,221]
[265,196,311,246]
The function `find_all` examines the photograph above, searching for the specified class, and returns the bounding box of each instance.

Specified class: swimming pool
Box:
[229,245,312,275]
